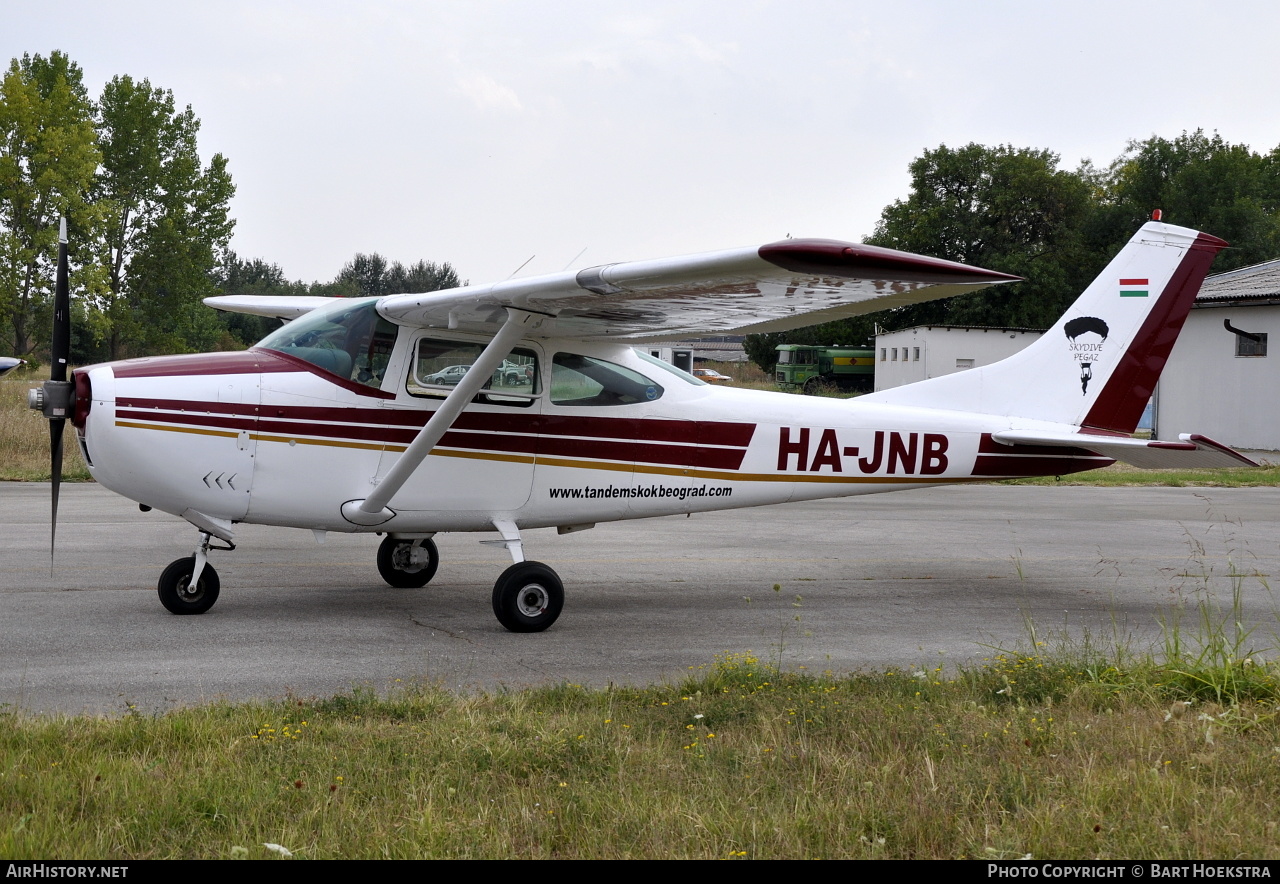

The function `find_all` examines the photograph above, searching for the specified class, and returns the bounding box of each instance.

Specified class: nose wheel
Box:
[157,556,221,615]
[492,561,563,633]
[157,530,232,615]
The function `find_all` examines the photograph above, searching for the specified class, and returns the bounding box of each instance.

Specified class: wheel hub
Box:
[516,584,548,617]
[392,545,425,572]
[179,578,203,602]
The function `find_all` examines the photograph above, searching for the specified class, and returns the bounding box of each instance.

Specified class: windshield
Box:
[257,298,398,389]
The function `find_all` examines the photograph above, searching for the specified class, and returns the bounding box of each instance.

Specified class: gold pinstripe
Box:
[116,419,988,485]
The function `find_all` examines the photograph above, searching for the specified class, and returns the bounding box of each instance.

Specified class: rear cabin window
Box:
[257,298,397,390]
[550,353,663,406]
[407,338,539,405]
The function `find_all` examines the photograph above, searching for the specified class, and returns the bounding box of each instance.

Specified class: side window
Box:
[408,338,539,404]
[551,353,663,406]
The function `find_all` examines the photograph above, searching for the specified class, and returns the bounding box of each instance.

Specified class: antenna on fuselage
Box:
[561,247,587,271]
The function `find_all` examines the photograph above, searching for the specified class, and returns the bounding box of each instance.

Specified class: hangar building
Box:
[1157,258,1280,450]
[873,325,1044,391]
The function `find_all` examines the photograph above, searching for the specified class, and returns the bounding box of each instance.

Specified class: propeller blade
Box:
[49,417,65,572]
[46,217,72,571]
[51,218,70,383]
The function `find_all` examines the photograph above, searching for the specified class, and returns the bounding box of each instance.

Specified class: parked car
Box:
[498,359,532,386]
[423,364,471,385]
[425,361,532,388]
[692,368,732,384]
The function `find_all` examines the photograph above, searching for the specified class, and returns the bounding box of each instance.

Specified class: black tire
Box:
[491,561,563,633]
[157,556,220,615]
[802,376,820,395]
[377,536,439,588]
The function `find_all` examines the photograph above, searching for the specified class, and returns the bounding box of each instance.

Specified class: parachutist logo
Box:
[1064,316,1109,395]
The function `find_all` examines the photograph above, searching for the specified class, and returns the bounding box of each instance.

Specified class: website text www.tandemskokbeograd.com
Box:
[549,484,732,501]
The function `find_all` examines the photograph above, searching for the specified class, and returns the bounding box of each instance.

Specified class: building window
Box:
[913,347,920,362]
[956,358,975,370]
[891,348,898,361]
[1236,333,1268,357]
[880,348,886,361]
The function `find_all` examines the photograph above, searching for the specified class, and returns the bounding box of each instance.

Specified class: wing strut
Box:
[340,308,544,527]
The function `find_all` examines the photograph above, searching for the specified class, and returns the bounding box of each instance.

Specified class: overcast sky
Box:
[10,0,1280,286]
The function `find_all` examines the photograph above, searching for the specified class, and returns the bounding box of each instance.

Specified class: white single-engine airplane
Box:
[28,216,1255,632]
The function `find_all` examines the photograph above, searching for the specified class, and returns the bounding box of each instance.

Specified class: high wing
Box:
[206,239,1020,338]
[204,295,344,320]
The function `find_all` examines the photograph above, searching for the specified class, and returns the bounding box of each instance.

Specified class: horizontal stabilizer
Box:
[991,430,1258,470]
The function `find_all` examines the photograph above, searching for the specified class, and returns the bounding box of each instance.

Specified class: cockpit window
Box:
[257,298,397,389]
[550,353,663,406]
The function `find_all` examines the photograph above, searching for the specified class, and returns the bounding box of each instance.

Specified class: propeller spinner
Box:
[27,218,75,568]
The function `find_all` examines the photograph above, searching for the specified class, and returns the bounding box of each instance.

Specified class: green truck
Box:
[774,344,875,394]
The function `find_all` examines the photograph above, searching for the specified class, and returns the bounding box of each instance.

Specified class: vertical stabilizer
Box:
[861,221,1229,433]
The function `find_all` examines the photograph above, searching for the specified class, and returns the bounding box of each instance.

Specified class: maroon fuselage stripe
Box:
[110,350,296,379]
[1082,232,1228,433]
[109,349,398,400]
[971,455,1112,477]
[976,433,1100,458]
[115,405,752,469]
[114,397,757,447]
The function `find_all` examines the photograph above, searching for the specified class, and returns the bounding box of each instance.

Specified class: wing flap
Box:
[992,430,1258,469]
[377,239,1020,339]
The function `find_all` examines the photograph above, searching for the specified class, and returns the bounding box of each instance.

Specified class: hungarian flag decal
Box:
[1119,278,1149,297]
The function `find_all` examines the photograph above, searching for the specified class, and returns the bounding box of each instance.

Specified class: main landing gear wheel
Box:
[157,556,220,615]
[491,561,563,633]
[377,536,440,588]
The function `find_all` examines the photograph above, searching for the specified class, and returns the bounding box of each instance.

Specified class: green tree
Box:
[1096,130,1280,271]
[864,143,1097,330]
[745,143,1097,372]
[338,252,462,296]
[337,252,390,297]
[0,51,101,356]
[90,75,234,358]
[385,259,461,293]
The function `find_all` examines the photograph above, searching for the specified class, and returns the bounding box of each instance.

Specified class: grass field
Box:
[0,371,89,481]
[4,627,1280,860]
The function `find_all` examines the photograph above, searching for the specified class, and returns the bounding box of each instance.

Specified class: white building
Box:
[1157,258,1280,449]
[873,325,1044,392]
[640,337,748,372]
